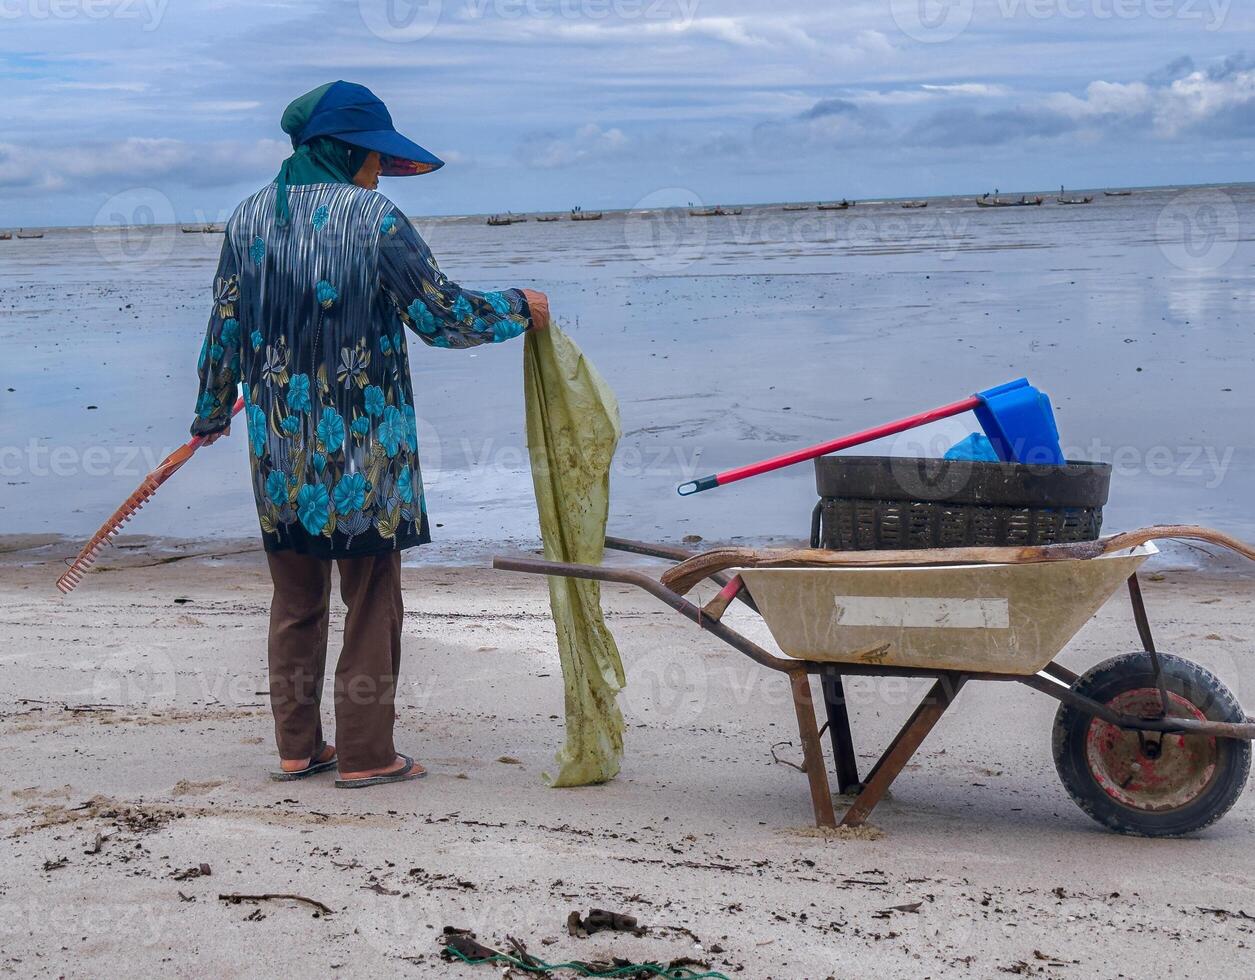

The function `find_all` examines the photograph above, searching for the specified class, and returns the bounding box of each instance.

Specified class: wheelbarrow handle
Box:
[678,394,983,496]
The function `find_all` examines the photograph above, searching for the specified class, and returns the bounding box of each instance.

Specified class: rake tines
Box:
[56,397,244,595]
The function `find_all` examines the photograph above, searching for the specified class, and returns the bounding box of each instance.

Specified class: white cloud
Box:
[1045,64,1255,138]
[50,81,149,92]
[0,137,288,191]
[921,83,1010,98]
[516,123,629,168]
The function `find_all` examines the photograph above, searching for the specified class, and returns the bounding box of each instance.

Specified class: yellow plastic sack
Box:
[523,324,625,786]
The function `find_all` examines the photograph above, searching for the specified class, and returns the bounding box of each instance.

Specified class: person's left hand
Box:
[203,424,230,446]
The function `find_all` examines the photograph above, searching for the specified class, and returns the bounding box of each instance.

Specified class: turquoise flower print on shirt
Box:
[364,385,386,417]
[493,319,526,344]
[287,373,312,413]
[407,298,436,335]
[247,403,267,458]
[191,184,535,556]
[404,404,418,451]
[196,391,217,419]
[317,406,346,452]
[266,470,289,508]
[316,280,338,310]
[378,405,406,457]
[296,483,330,535]
[333,473,367,514]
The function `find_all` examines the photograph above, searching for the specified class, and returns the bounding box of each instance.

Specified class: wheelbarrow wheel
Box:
[1052,652,1251,837]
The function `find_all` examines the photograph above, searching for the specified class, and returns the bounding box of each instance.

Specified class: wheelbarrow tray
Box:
[735,543,1156,674]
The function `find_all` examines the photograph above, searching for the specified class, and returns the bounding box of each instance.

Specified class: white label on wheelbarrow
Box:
[833,596,1010,629]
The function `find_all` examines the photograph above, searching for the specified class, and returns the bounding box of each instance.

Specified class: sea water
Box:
[2,185,1253,563]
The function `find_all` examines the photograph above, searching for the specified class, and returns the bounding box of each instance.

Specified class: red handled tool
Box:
[677,378,1062,496]
[57,397,245,593]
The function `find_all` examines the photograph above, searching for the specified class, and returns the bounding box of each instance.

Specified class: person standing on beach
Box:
[190,82,550,788]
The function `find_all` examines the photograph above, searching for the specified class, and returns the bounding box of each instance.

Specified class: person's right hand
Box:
[521,289,550,331]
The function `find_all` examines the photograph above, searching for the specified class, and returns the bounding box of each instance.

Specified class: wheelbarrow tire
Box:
[1053,652,1251,837]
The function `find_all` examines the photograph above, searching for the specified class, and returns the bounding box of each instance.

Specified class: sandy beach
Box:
[2,535,1253,978]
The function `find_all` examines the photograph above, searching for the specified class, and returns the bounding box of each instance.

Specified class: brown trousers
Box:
[265,549,403,772]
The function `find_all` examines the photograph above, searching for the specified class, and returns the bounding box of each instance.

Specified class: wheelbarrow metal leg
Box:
[842,675,967,827]
[1128,573,1173,717]
[821,671,861,793]
[790,672,837,828]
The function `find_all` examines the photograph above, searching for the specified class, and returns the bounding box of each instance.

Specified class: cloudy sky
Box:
[2,0,1253,225]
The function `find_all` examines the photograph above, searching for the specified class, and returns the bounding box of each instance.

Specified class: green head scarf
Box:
[274,83,371,225]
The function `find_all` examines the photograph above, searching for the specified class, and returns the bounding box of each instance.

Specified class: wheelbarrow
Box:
[494,526,1255,837]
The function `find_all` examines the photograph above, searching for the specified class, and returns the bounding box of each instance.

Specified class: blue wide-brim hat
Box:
[286,80,444,177]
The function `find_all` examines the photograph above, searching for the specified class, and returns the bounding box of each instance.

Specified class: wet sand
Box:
[2,539,1254,977]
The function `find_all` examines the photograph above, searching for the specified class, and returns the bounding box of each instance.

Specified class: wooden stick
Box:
[218,893,334,916]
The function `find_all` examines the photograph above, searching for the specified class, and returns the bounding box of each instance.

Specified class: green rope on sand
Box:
[442,945,731,980]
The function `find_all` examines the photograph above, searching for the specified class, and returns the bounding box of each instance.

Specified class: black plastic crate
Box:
[811,455,1112,551]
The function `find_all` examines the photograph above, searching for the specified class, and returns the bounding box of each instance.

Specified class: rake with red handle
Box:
[56,397,245,594]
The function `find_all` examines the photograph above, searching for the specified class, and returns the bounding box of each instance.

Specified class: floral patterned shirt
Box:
[191,182,533,558]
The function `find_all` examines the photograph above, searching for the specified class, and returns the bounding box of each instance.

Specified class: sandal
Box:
[335,754,427,789]
[270,744,338,781]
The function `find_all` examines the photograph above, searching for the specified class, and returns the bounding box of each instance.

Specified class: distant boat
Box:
[1104,190,1133,197]
[976,196,1044,208]
[16,229,44,238]
[689,206,742,217]
[0,232,10,241]
[817,200,854,211]
[570,206,603,221]
[536,215,562,222]
[182,225,213,233]
[1057,196,1094,205]
[486,214,514,226]
[901,201,929,209]
[782,204,811,212]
